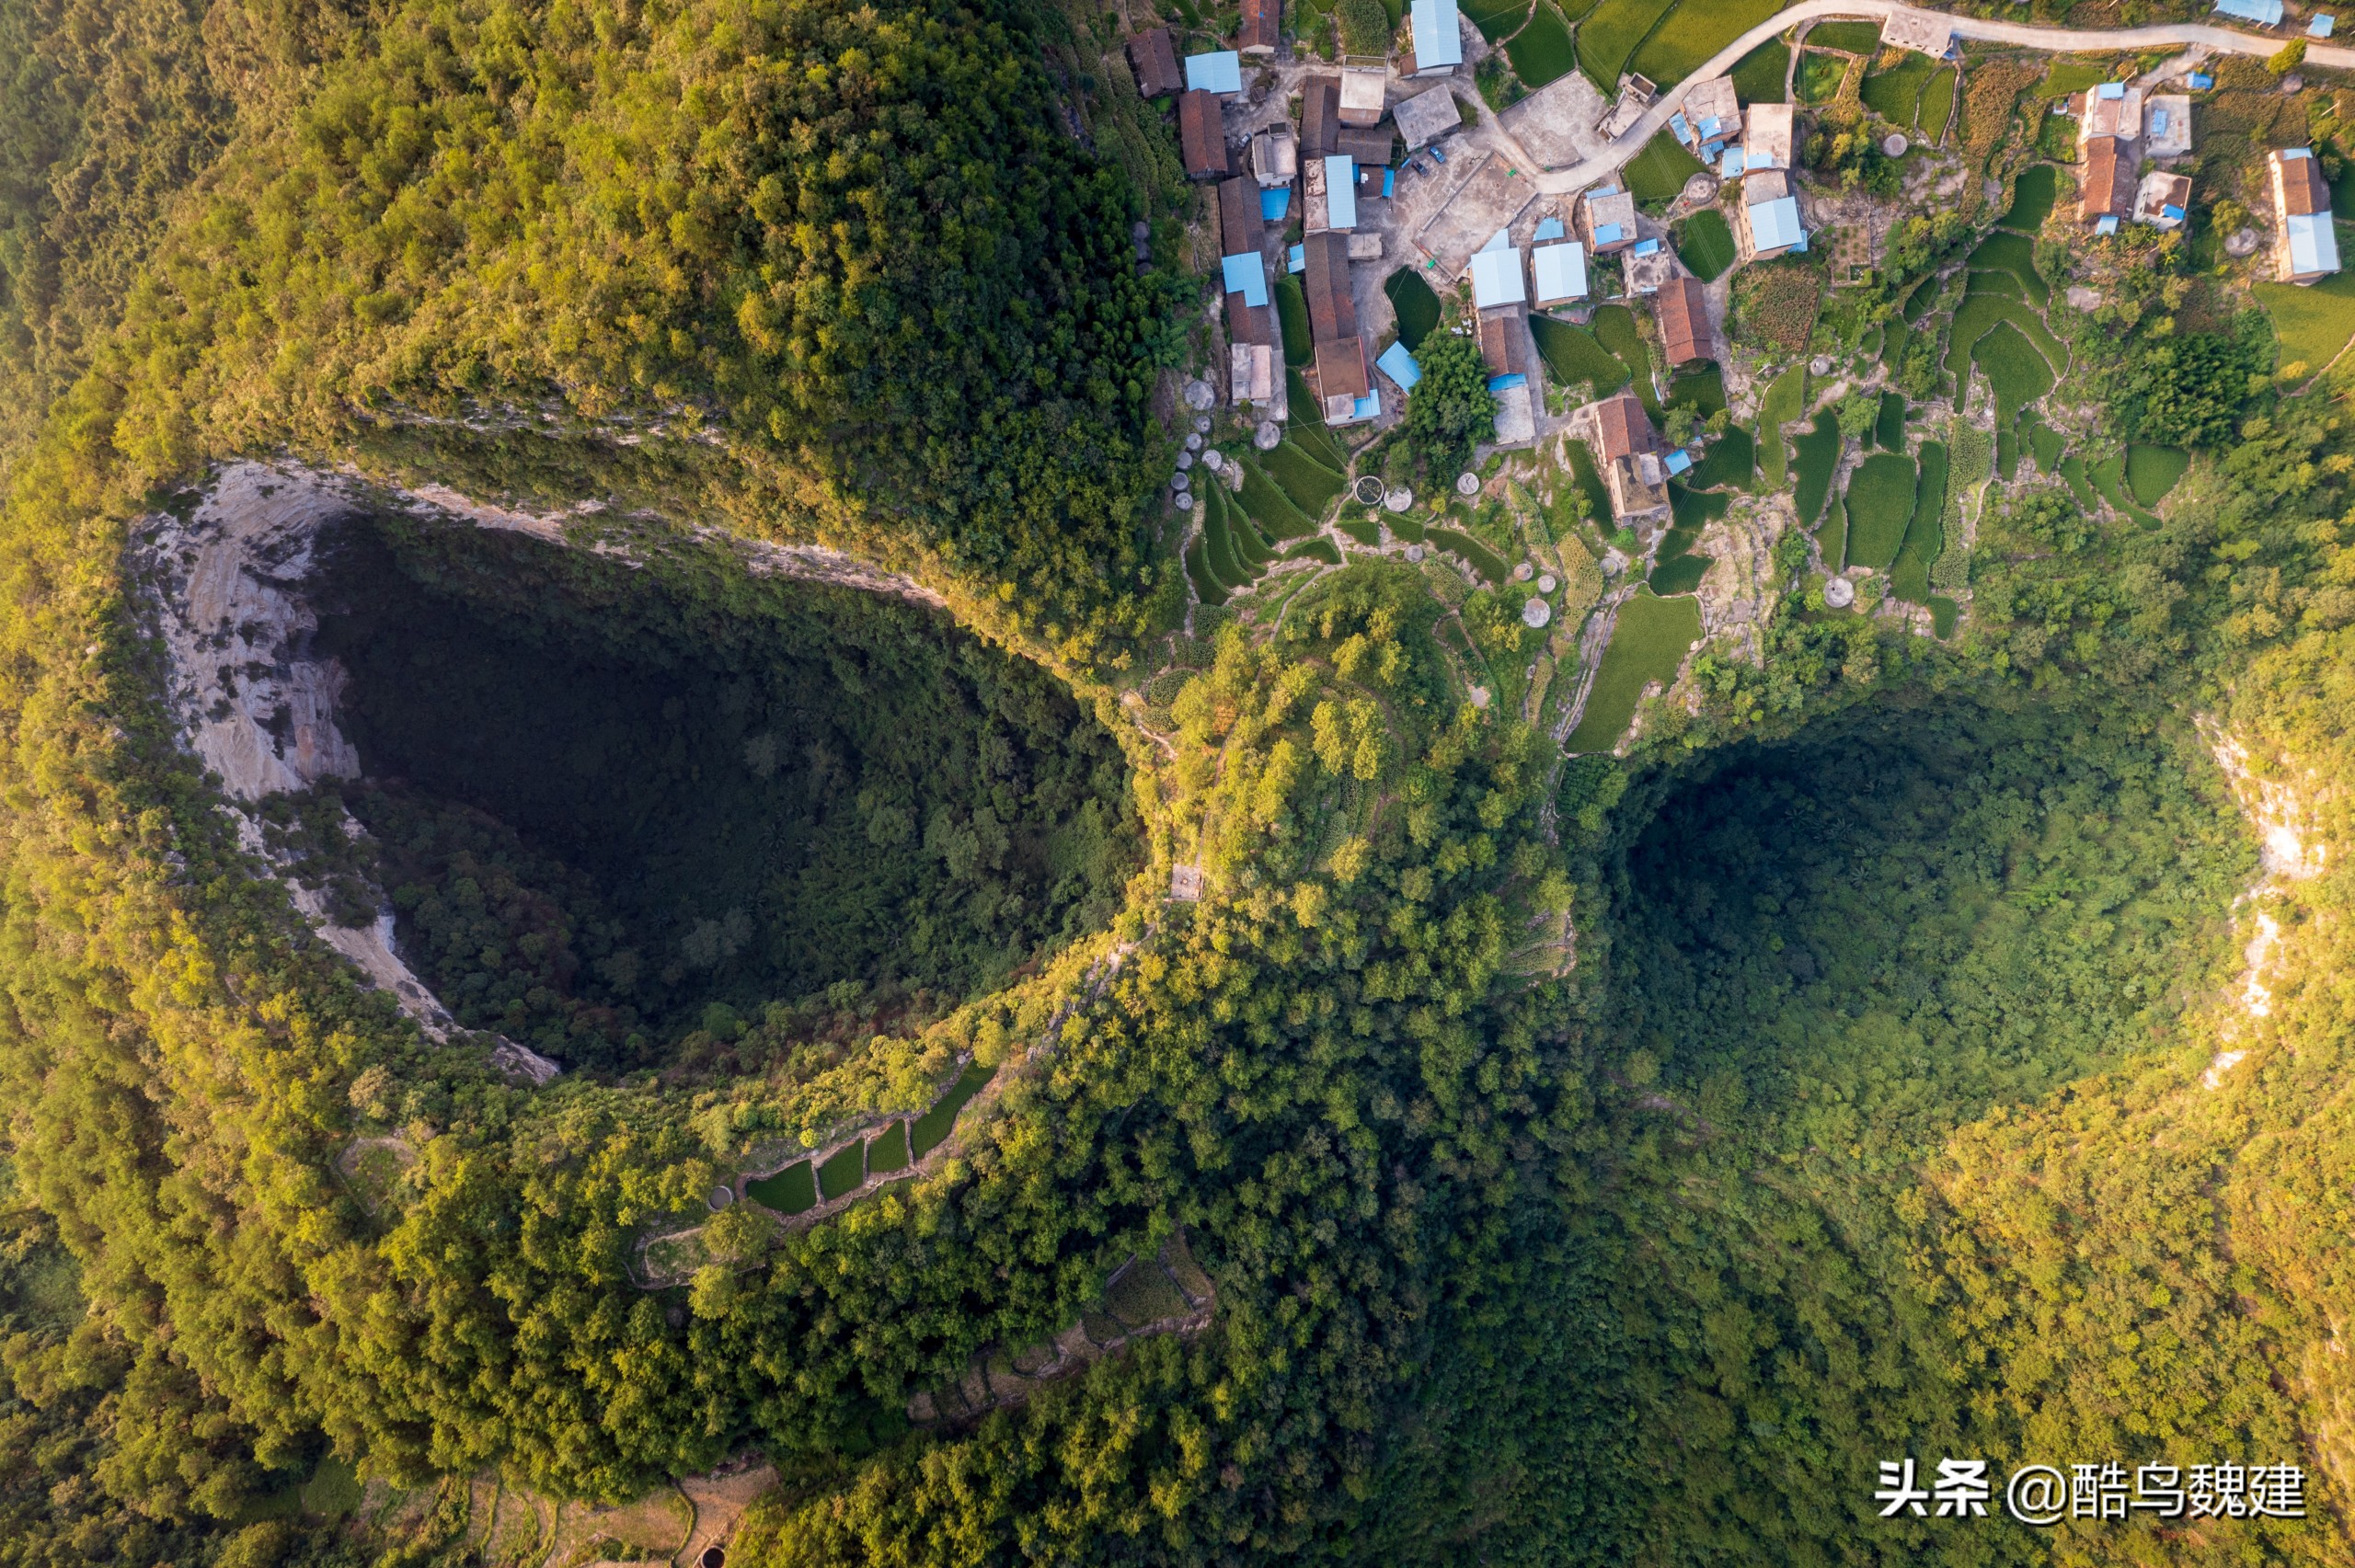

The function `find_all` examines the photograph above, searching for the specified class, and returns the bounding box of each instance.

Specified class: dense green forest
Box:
[2,0,2355,1564]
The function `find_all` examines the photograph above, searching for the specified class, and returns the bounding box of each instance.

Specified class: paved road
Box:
[1521,0,2355,195]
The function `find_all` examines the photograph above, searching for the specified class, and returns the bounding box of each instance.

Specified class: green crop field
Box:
[1221,486,1276,568]
[1277,274,1314,367]
[1967,230,2051,305]
[2088,453,2159,526]
[1506,2,1580,87]
[1284,538,1344,564]
[1972,321,2056,421]
[1729,39,1788,103]
[1756,365,1805,489]
[1861,53,1935,126]
[2039,57,2110,98]
[1676,208,1738,281]
[866,1119,911,1175]
[1464,0,1532,40]
[911,1060,994,1158]
[746,1160,816,1214]
[1901,274,1937,324]
[1920,66,1957,143]
[1385,268,1443,349]
[1628,0,1788,87]
[1532,315,1631,396]
[1998,165,2058,233]
[1806,17,1880,52]
[2058,453,2098,512]
[2257,271,2355,375]
[1578,0,1679,86]
[1874,391,1906,451]
[1566,438,1614,522]
[1890,440,1947,601]
[1201,490,1252,589]
[2030,421,2065,474]
[1668,364,1726,416]
[1265,440,1348,516]
[1818,494,1847,574]
[1843,452,1917,569]
[1292,418,1349,472]
[1565,589,1703,751]
[1946,291,2063,388]
[1241,459,1318,538]
[1792,408,1841,525]
[2127,444,2189,507]
[1185,539,1227,605]
[1591,304,1660,414]
[1430,527,1510,583]
[1649,484,1727,594]
[1625,130,1707,207]
[1796,50,1847,105]
[1690,425,1754,489]
[817,1139,867,1201]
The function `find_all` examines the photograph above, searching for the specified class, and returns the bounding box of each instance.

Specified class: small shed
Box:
[1128,28,1184,97]
[1179,91,1230,179]
[1187,51,1245,95]
[1395,85,1462,148]
[1408,0,1464,74]
[1531,241,1588,306]
[1253,124,1299,189]
[1376,340,1422,389]
[2213,0,2284,23]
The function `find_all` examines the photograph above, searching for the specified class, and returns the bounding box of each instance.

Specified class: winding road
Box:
[1522,0,2353,194]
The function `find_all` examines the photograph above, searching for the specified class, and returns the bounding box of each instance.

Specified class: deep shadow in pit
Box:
[1594,694,2251,1162]
[306,512,1142,1072]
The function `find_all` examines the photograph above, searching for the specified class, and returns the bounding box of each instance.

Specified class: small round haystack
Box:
[1824,576,1856,608]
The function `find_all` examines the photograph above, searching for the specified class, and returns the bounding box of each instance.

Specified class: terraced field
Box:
[1627,0,1788,88]
[1505,2,1579,87]
[1565,589,1702,752]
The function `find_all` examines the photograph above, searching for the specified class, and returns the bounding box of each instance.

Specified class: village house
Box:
[2078,83,2143,156]
[1672,77,1740,156]
[2144,93,2193,158]
[1178,91,1229,180]
[1404,0,1463,75]
[1340,62,1388,126]
[1470,240,1528,377]
[2269,147,2342,283]
[1734,168,1805,263]
[1395,84,1462,149]
[1654,275,1713,365]
[1584,391,1670,521]
[2135,169,2192,231]
[1883,9,1955,57]
[1252,123,1298,190]
[1531,240,1588,307]
[2080,137,2133,231]
[1186,50,1244,96]
[1743,103,1793,169]
[1306,154,1359,232]
[1128,28,1183,97]
[1239,0,1280,55]
[1580,183,1638,256]
[1303,231,1377,422]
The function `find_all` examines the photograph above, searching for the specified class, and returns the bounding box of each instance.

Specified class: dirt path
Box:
[1509,2,2351,199]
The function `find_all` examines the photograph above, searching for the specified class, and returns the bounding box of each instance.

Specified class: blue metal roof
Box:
[1411,0,1464,68]
[1594,222,1623,245]
[1631,237,1660,256]
[1352,391,1382,420]
[2095,214,2120,235]
[1289,244,1305,273]
[1749,196,1803,252]
[1487,373,1527,391]
[2312,11,2335,34]
[1470,247,1526,308]
[2162,204,2187,219]
[2096,82,2125,99]
[2150,107,2170,135]
[1377,340,1422,390]
[1670,113,1691,140]
[1720,146,1745,177]
[1222,253,1269,307]
[1325,155,1357,229]
[1663,450,1694,475]
[1261,187,1291,221]
[1534,216,1565,241]
[2212,0,2283,25]
[1532,241,1587,303]
[1186,51,1244,93]
[2288,212,2340,276]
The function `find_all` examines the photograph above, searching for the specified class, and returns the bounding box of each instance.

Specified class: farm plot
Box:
[746,1160,816,1214]
[911,1061,993,1157]
[1805,18,1879,52]
[1734,258,1823,352]
[1755,364,1807,489]
[1842,452,1917,569]
[1997,165,2058,233]
[1464,0,1532,39]
[1533,315,1632,397]
[1791,409,1842,526]
[1506,2,1580,88]
[1817,494,1847,574]
[1945,287,2063,395]
[1919,67,1957,143]
[1668,364,1726,416]
[1676,208,1738,281]
[1430,527,1510,582]
[2127,445,2188,507]
[1200,490,1253,589]
[1729,39,1787,103]
[1649,484,1728,594]
[1241,458,1320,539]
[1690,425,1754,489]
[1971,321,2056,422]
[1265,440,1349,517]
[1385,269,1443,349]
[1967,230,2051,306]
[1277,275,1314,367]
[2257,271,2355,374]
[817,1139,867,1201]
[1890,440,1947,601]
[1628,0,1789,88]
[1861,53,1936,127]
[1796,51,1847,105]
[1566,438,1615,522]
[1565,589,1704,752]
[1578,0,1680,88]
[1625,130,1707,207]
[1873,391,1906,451]
[1185,539,1227,605]
[1591,305,1660,414]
